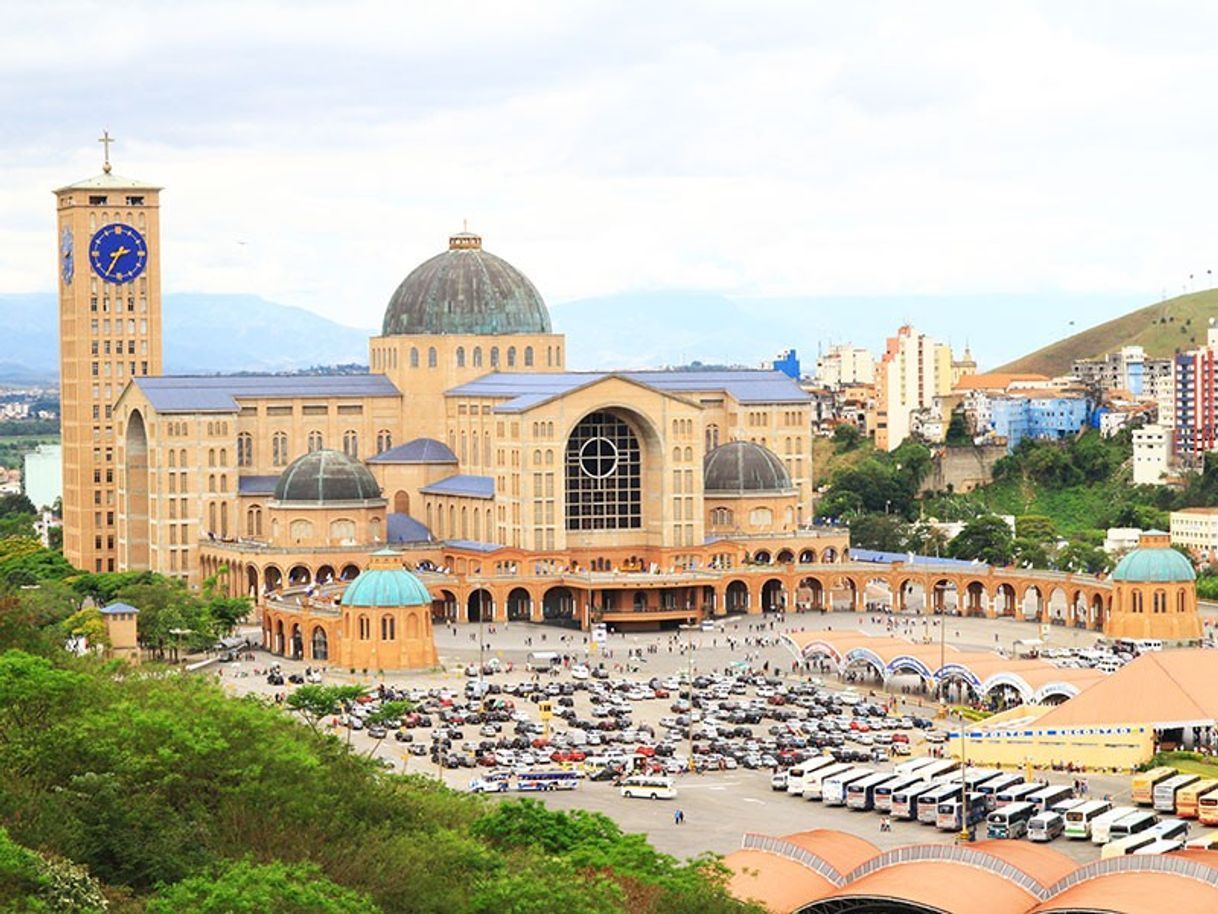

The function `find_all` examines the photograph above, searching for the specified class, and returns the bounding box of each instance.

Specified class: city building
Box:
[987,391,1091,453]
[1170,506,1218,562]
[1106,530,1201,642]
[1172,321,1218,461]
[55,139,163,573]
[1072,344,1171,397]
[23,443,62,510]
[949,343,976,385]
[814,344,874,387]
[1132,423,1171,485]
[1102,526,1142,555]
[770,349,800,380]
[100,602,140,664]
[874,325,953,451]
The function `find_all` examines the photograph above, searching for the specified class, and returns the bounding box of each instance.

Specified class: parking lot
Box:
[217,610,1145,863]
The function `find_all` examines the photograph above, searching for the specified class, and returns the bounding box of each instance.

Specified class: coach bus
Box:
[1109,811,1160,842]
[918,783,968,825]
[1089,806,1137,844]
[875,775,929,814]
[824,768,874,807]
[787,757,838,796]
[937,792,987,832]
[1028,785,1075,814]
[1174,780,1218,819]
[846,773,897,811]
[1154,774,1200,813]
[995,782,1043,809]
[1064,800,1113,839]
[804,763,854,802]
[1131,766,1176,806]
[891,782,941,821]
[1199,791,1218,826]
[517,771,579,792]
[986,801,1038,839]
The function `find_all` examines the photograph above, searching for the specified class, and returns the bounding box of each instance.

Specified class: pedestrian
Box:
[674,809,681,826]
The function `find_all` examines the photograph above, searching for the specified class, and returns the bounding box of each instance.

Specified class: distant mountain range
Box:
[998,288,1218,377]
[0,287,1155,385]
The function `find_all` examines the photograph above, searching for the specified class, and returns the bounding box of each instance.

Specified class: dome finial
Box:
[98,128,115,175]
[450,224,481,250]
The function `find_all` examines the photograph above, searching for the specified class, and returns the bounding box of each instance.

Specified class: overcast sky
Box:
[4,1,1216,350]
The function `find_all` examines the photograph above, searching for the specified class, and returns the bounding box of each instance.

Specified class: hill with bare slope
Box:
[997,288,1218,376]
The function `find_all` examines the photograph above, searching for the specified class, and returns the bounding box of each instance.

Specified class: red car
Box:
[634,745,656,757]
[892,733,909,744]
[530,737,550,749]
[653,689,670,698]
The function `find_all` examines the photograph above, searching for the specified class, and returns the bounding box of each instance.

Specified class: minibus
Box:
[1027,811,1066,842]
[918,783,968,824]
[1088,806,1137,844]
[824,768,875,807]
[1200,789,1218,825]
[619,775,676,800]
[986,801,1037,839]
[1064,800,1114,839]
[915,759,961,782]
[1108,811,1160,841]
[1174,779,1218,819]
[937,792,987,831]
[846,772,898,811]
[1131,766,1177,806]
[786,757,837,796]
[977,774,1024,809]
[1100,832,1159,860]
[875,775,930,814]
[804,763,854,801]
[1133,838,1184,855]
[1154,774,1200,813]
[1028,785,1075,814]
[1148,818,1189,842]
[891,782,942,821]
[995,782,1043,809]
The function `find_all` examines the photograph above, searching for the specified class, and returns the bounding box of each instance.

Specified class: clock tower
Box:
[55,134,163,573]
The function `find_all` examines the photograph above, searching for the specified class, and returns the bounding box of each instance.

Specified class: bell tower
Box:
[55,133,163,573]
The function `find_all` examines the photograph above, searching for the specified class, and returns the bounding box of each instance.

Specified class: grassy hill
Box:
[997,288,1218,376]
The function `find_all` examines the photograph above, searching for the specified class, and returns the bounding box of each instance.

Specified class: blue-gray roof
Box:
[446,370,809,412]
[387,513,434,543]
[131,374,400,413]
[101,602,139,615]
[367,438,458,464]
[444,538,502,553]
[237,475,279,495]
[419,474,495,498]
[852,548,980,569]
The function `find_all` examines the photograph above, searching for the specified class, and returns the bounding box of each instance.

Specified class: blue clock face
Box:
[60,226,74,286]
[89,223,148,284]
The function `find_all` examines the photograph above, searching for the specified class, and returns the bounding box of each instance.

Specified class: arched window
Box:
[1153,589,1166,613]
[490,346,499,367]
[208,501,217,532]
[307,430,323,452]
[343,430,358,459]
[381,615,396,640]
[705,424,720,451]
[566,411,641,531]
[168,449,176,468]
[711,507,733,527]
[428,347,437,367]
[1179,589,1186,612]
[208,448,215,467]
[473,347,482,368]
[1132,591,1143,613]
[290,519,313,542]
[410,347,419,368]
[220,502,228,538]
[456,346,465,368]
[272,432,288,466]
[358,615,370,639]
[236,433,253,466]
[524,346,534,367]
[376,429,392,454]
[311,627,328,661]
[247,505,262,537]
[507,346,517,367]
[329,518,356,543]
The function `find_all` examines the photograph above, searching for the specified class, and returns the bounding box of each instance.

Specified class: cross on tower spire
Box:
[98,130,114,174]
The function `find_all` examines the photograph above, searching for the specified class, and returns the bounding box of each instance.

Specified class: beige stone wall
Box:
[58,181,163,574]
[1106,580,1203,642]
[265,502,386,550]
[705,493,801,536]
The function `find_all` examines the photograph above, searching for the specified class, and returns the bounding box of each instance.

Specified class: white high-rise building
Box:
[875,325,953,451]
[23,444,62,510]
[1132,424,1170,485]
[816,345,875,387]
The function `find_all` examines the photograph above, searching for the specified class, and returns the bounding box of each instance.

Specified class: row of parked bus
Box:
[1059,799,1200,857]
[779,755,1086,840]
[1131,766,1218,823]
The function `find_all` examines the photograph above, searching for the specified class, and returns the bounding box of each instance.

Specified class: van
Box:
[1100,832,1159,859]
[525,651,562,672]
[1154,774,1201,814]
[1027,811,1065,842]
[1088,806,1137,844]
[1131,766,1177,806]
[1064,801,1114,840]
[986,801,1037,839]
[1108,811,1160,841]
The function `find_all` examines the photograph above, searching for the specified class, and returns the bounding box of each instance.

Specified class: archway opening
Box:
[797,577,824,611]
[761,578,785,612]
[264,566,283,593]
[467,588,493,623]
[289,565,312,586]
[316,564,336,585]
[542,586,577,627]
[507,587,531,621]
[725,580,749,614]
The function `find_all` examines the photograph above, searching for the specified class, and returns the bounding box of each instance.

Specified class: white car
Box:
[571,665,590,680]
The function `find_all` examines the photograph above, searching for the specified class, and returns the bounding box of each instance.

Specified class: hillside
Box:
[997,288,1218,376]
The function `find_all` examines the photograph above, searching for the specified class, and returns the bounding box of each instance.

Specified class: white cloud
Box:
[2,0,1216,349]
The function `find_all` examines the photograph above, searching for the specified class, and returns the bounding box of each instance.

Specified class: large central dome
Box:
[382,231,551,336]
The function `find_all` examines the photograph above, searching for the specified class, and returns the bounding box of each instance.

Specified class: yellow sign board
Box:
[538,701,553,721]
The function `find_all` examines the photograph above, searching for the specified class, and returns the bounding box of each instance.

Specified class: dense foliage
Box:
[0,620,760,913]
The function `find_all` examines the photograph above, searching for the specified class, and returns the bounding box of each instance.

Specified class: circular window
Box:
[578,436,619,478]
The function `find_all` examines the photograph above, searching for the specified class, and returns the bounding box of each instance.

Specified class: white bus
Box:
[1064,800,1114,839]
[996,783,1043,809]
[846,773,897,811]
[620,775,676,800]
[978,774,1024,806]
[875,775,929,814]
[1027,811,1066,842]
[824,768,875,807]
[1108,811,1160,842]
[893,757,937,778]
[525,651,562,672]
[1100,832,1160,859]
[914,759,961,782]
[803,763,854,801]
[517,771,580,792]
[891,782,942,821]
[1148,818,1189,842]
[1134,838,1184,855]
[1153,774,1201,814]
[986,801,1038,839]
[1028,785,1075,814]
[1088,806,1137,844]
[787,756,837,796]
[918,783,968,825]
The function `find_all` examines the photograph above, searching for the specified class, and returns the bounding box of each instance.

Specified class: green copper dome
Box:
[382,231,551,336]
[1112,541,1196,583]
[343,565,433,607]
[272,449,382,504]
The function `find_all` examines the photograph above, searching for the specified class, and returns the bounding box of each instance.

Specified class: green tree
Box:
[832,423,861,452]
[944,408,971,446]
[948,515,1015,565]
[1057,540,1112,574]
[1015,515,1057,544]
[148,860,383,914]
[1012,537,1051,569]
[286,684,366,736]
[60,607,109,651]
[846,513,910,552]
[117,578,215,658]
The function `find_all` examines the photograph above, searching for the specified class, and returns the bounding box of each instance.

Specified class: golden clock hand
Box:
[105,246,131,275]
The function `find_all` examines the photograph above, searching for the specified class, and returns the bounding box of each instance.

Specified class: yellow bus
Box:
[1199,790,1218,826]
[1131,766,1176,806]
[1175,779,1218,819]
